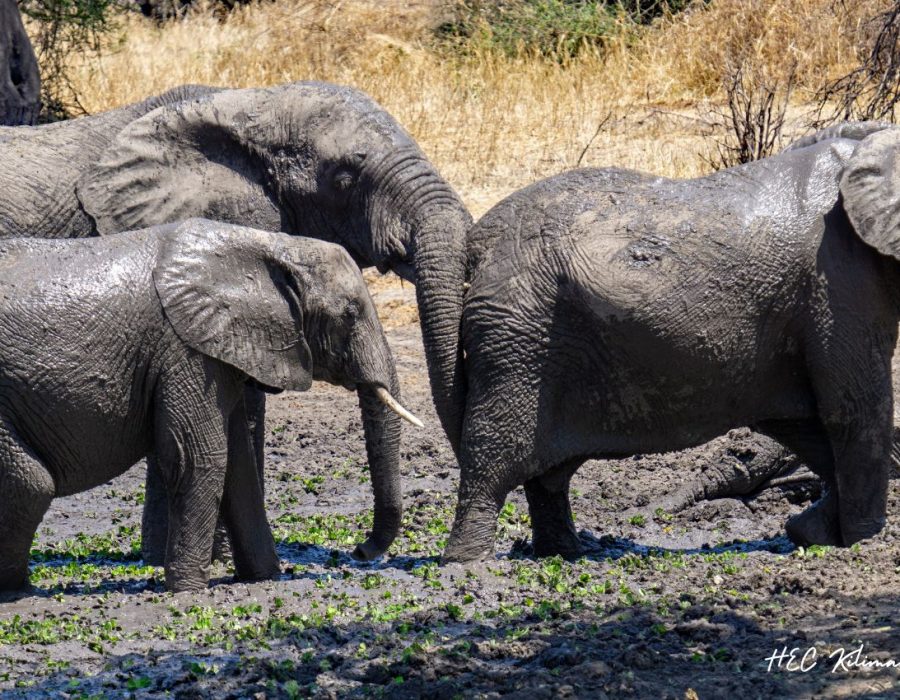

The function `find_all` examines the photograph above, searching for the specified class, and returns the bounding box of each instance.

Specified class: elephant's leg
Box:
[244,386,267,493]
[141,389,263,567]
[157,444,227,592]
[220,400,280,582]
[790,356,892,547]
[756,418,839,546]
[524,461,582,558]
[141,455,169,566]
[143,457,234,568]
[0,421,55,590]
[443,390,531,563]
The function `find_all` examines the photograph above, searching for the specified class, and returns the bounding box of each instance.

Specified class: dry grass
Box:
[36,0,892,217]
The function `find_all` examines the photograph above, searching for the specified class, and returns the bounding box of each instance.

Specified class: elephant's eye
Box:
[333,169,357,192]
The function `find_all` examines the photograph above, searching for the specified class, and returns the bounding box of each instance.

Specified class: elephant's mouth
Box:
[376,255,415,284]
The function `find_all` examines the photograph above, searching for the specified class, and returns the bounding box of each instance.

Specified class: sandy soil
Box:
[0,278,898,699]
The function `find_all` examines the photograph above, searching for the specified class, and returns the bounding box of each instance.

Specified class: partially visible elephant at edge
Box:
[0,81,470,564]
[442,122,900,562]
[0,0,40,125]
[0,219,419,592]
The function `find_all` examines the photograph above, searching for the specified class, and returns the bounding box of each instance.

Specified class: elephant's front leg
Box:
[789,353,893,547]
[524,461,582,558]
[157,439,227,592]
[140,386,265,567]
[220,397,280,582]
[154,371,239,591]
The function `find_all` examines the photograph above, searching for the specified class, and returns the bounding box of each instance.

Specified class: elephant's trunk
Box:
[368,149,472,454]
[349,324,404,561]
[410,197,470,455]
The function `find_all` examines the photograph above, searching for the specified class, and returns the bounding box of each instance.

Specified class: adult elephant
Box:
[0,0,40,125]
[443,122,900,562]
[0,81,470,563]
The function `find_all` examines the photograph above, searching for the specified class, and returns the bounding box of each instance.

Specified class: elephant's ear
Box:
[784,121,894,152]
[76,89,282,235]
[840,127,900,261]
[153,220,313,392]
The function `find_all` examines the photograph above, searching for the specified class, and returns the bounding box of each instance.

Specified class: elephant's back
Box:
[0,231,158,311]
[0,112,132,238]
[0,85,219,239]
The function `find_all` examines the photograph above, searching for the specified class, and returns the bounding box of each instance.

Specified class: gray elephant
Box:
[0,0,40,125]
[0,219,420,592]
[0,81,470,562]
[443,123,900,562]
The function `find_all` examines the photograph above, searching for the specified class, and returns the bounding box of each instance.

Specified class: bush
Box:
[436,0,695,62]
[19,0,118,120]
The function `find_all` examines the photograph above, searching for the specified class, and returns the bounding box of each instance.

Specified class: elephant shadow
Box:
[506,530,796,563]
[277,541,438,578]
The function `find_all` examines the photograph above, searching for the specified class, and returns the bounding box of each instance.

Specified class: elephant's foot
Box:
[532,529,582,559]
[785,491,840,547]
[352,536,390,562]
[524,471,581,559]
[0,565,30,592]
[233,565,281,584]
[442,505,498,564]
[838,509,886,547]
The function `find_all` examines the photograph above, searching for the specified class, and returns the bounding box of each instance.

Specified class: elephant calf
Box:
[0,219,420,592]
[445,123,900,562]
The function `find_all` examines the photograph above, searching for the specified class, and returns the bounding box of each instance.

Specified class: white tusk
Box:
[374,386,424,428]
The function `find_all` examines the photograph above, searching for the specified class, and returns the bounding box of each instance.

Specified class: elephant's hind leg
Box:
[0,420,55,590]
[524,461,582,558]
[443,389,535,563]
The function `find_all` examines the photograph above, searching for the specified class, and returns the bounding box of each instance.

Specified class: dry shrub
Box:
[703,60,796,169]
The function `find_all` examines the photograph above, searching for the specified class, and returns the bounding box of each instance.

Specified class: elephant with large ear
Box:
[442,124,900,562]
[0,0,40,125]
[0,81,471,562]
[0,219,419,592]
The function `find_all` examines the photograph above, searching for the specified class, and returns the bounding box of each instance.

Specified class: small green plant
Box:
[628,514,646,527]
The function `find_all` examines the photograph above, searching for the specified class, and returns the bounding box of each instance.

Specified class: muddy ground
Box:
[0,277,898,699]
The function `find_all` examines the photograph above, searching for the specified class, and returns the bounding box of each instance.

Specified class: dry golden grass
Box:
[41,0,890,217]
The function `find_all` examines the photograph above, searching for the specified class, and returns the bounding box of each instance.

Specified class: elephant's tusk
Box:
[374,386,424,428]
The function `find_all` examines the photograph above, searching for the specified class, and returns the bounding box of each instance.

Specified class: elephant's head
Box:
[76,81,471,452]
[153,219,421,560]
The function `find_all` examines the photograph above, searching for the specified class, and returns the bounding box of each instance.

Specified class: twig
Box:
[575,112,612,167]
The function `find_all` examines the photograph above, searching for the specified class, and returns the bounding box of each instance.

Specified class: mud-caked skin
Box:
[0,81,470,563]
[0,0,40,126]
[0,219,414,592]
[445,124,900,562]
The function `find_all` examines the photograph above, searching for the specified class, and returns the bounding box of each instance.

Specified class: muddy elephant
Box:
[0,0,40,125]
[0,81,470,563]
[0,219,420,592]
[443,123,900,562]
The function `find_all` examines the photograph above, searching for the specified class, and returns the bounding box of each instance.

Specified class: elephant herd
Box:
[0,81,895,592]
